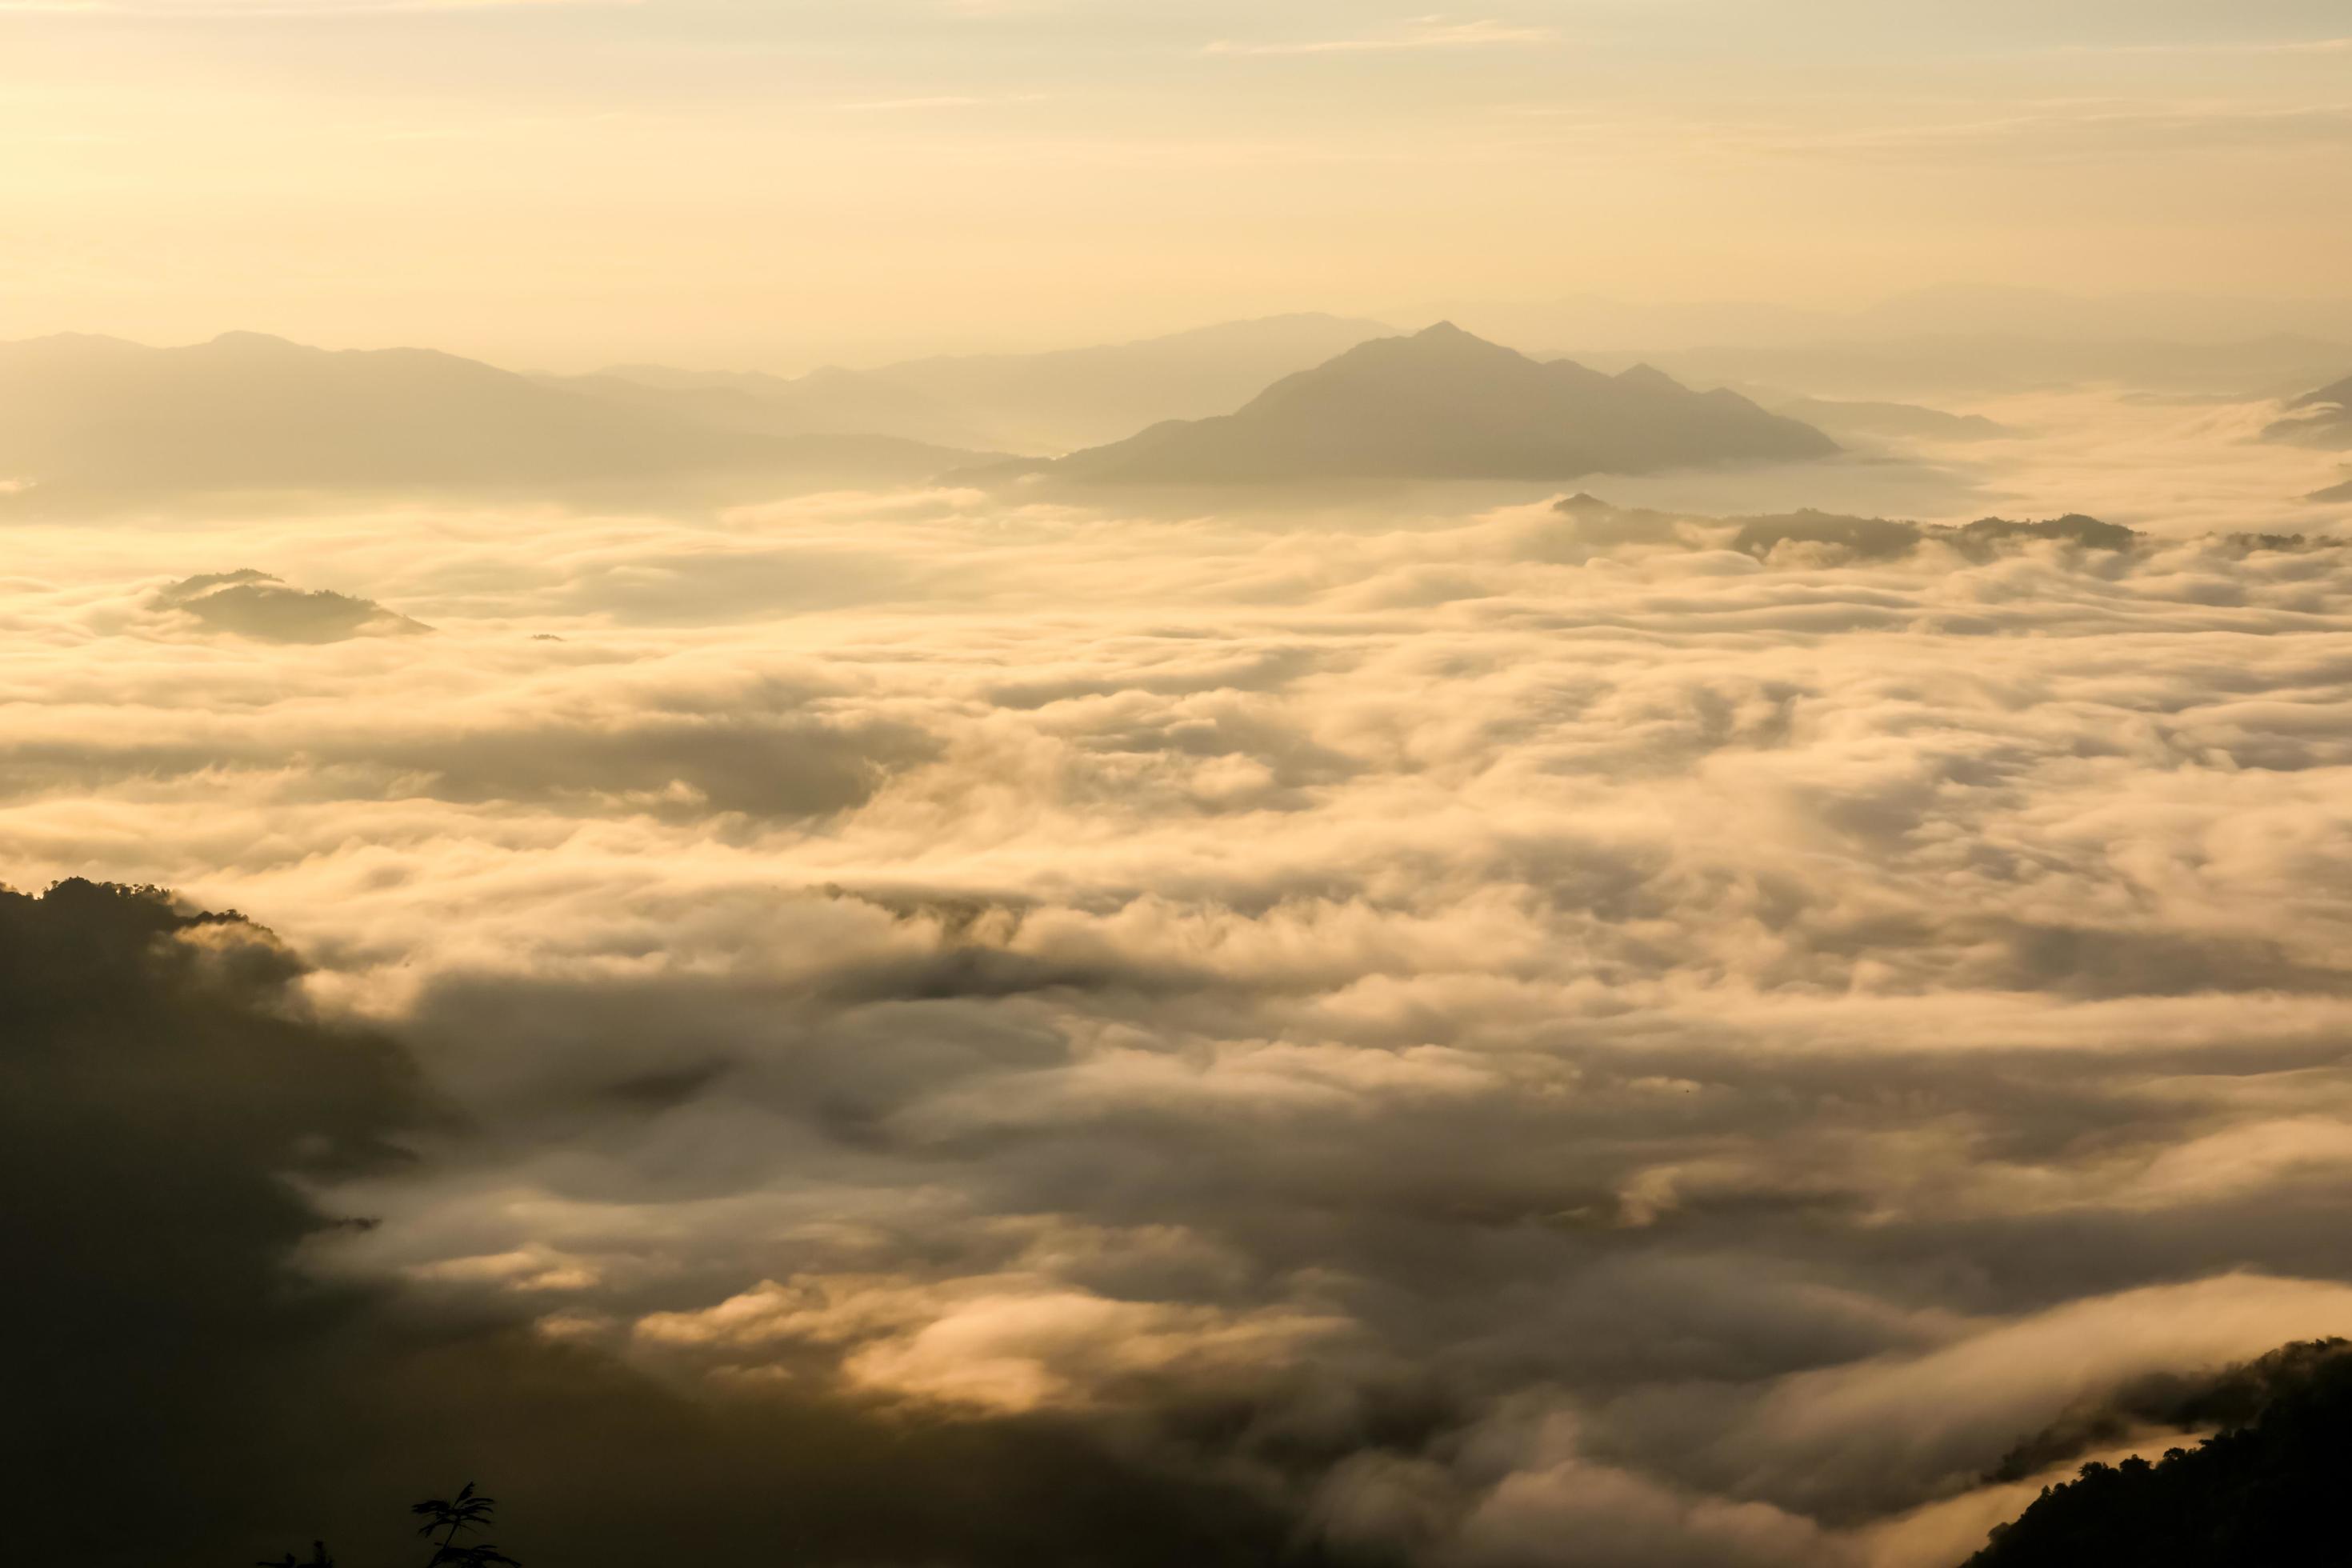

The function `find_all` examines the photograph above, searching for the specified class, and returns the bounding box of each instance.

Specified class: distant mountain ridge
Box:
[535,363,1002,452]
[578,312,1394,454]
[1551,335,2352,402]
[859,313,1395,452]
[2267,371,2352,448]
[1017,322,1837,485]
[0,331,1002,506]
[1761,394,2008,444]
[1394,285,2352,355]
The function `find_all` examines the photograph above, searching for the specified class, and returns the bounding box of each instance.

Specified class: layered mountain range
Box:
[0,318,1848,506]
[0,330,999,506]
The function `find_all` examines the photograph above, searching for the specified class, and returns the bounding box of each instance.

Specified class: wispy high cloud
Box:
[831,93,1050,113]
[1767,100,2352,161]
[0,0,629,13]
[2042,34,2352,57]
[1206,14,1559,58]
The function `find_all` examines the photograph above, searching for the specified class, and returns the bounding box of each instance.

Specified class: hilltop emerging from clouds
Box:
[1002,322,1837,486]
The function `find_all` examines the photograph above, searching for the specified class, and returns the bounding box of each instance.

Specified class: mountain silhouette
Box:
[0,332,1002,506]
[2266,371,2352,446]
[1019,322,1837,484]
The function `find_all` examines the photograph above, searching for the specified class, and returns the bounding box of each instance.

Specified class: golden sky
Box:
[11,13,2352,1563]
[4,0,2350,366]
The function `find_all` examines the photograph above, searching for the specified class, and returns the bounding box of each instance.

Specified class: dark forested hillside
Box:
[1966,1339,2352,1566]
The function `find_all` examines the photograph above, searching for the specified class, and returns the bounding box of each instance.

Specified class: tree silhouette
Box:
[413,1482,518,1568]
[1968,1339,2352,1565]
[256,1482,519,1568]
[255,1546,334,1568]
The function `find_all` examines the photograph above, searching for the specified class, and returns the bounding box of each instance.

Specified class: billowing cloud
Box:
[0,878,1302,1568]
[6,393,2352,1564]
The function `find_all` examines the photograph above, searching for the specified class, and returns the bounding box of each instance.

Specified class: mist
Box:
[10,2,2352,1562]
[6,325,2352,1562]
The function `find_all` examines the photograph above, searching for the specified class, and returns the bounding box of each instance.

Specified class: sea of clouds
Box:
[6,389,2351,1566]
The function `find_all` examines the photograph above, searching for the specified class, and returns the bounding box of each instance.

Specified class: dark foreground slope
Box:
[1966,1339,2352,1567]
[0,878,1291,1568]
[1032,322,1835,484]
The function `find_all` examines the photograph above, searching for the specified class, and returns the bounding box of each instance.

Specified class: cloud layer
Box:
[5,397,2351,1564]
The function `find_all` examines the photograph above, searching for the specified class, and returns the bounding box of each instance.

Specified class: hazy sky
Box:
[4,0,2350,366]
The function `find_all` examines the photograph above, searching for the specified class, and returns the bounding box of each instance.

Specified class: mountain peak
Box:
[205,330,306,354]
[1403,321,1518,356]
[1613,362,1685,393]
[1043,326,1837,484]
